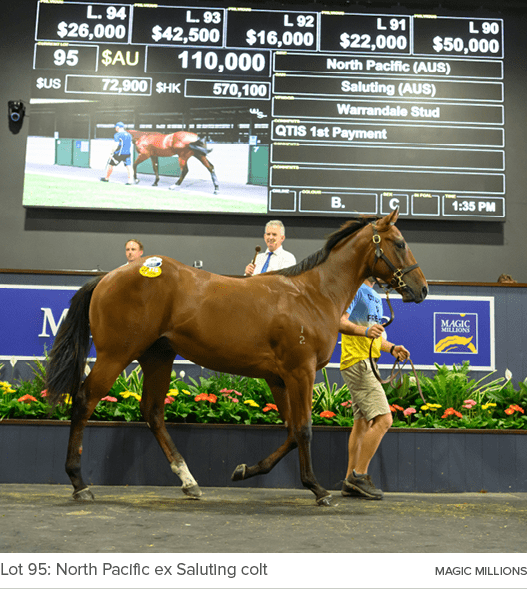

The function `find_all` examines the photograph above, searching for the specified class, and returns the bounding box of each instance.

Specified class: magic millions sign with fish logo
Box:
[328,295,494,370]
[434,313,478,354]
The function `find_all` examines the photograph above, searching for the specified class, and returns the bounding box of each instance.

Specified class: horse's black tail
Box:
[189,139,212,156]
[46,275,105,409]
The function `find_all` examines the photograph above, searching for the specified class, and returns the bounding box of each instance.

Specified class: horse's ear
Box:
[385,207,399,226]
[377,208,399,230]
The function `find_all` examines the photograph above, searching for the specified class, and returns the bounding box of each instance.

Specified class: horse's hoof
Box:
[182,484,202,499]
[214,189,219,195]
[316,493,333,507]
[168,184,178,191]
[231,464,247,481]
[134,179,140,184]
[72,487,94,501]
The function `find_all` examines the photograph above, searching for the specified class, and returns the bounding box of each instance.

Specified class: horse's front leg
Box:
[231,379,296,482]
[231,376,330,505]
[231,432,297,481]
[286,369,332,506]
[169,159,189,191]
[151,155,160,186]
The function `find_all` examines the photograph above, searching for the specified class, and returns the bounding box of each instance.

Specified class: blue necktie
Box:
[260,251,273,273]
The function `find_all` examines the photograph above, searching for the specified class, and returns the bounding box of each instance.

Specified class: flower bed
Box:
[0,360,525,430]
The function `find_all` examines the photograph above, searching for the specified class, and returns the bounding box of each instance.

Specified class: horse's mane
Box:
[275,216,376,278]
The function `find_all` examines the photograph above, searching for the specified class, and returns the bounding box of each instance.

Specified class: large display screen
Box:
[23,0,505,219]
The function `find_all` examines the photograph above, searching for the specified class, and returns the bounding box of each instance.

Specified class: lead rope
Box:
[369,285,426,404]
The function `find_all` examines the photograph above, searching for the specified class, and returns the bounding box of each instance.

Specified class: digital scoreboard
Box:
[25,1,506,220]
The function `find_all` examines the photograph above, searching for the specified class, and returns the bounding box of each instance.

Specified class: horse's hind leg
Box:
[66,357,125,500]
[197,155,219,194]
[138,346,201,498]
[133,153,149,184]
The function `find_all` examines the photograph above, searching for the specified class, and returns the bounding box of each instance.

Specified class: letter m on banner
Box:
[39,307,69,337]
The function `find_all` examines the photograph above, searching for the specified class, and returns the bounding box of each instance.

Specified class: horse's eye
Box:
[396,241,406,250]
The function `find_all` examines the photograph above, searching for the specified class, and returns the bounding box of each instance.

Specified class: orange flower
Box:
[441,407,462,419]
[263,403,278,412]
[194,393,217,403]
[505,408,514,415]
[18,394,37,404]
[320,410,336,418]
[510,404,524,414]
[390,404,404,412]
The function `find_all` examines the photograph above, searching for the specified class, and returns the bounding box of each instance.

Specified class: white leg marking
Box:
[170,460,198,489]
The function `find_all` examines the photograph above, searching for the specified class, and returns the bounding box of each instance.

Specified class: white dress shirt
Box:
[253,246,296,274]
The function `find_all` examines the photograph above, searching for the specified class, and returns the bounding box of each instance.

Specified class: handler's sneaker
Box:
[100,177,109,182]
[341,470,383,500]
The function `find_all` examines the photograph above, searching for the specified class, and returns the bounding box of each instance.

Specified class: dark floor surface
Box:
[1,483,526,554]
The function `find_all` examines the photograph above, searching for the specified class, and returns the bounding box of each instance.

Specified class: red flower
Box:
[101,395,117,402]
[164,396,174,405]
[403,407,416,416]
[40,389,48,397]
[320,410,336,418]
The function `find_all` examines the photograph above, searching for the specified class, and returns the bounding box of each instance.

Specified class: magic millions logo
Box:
[434,313,478,354]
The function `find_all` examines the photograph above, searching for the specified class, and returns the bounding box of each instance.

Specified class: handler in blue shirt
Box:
[339,277,410,500]
[100,122,134,185]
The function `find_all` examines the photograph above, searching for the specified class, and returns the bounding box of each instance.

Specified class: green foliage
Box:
[312,368,353,425]
[1,360,525,429]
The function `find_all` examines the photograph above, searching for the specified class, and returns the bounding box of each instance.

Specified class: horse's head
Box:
[368,209,428,303]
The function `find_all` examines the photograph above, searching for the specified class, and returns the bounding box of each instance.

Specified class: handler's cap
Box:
[116,121,125,128]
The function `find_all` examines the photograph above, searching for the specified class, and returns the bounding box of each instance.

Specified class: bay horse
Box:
[45,209,427,506]
[129,130,219,194]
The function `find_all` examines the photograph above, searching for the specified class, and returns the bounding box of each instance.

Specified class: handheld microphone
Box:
[251,245,261,265]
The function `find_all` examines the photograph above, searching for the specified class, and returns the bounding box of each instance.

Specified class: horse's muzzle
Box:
[401,283,428,303]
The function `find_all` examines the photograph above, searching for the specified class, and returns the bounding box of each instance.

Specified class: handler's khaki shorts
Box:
[341,360,391,422]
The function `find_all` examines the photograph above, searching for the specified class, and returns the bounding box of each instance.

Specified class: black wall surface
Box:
[2,0,527,280]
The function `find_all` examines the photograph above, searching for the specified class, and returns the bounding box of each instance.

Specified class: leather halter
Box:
[370,221,420,290]
[368,220,426,403]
